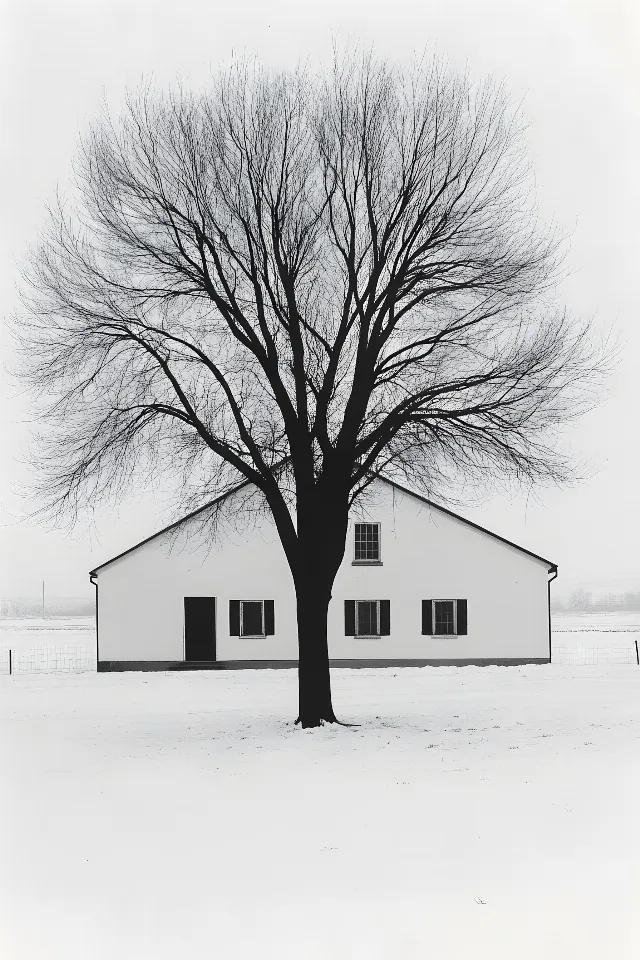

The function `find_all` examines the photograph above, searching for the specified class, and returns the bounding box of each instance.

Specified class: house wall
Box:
[95,480,552,665]
[96,509,298,663]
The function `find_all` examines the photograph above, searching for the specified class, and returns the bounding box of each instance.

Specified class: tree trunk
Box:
[294,577,338,728]
[291,487,350,728]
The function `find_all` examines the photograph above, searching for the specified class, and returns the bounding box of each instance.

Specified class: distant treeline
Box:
[0,598,95,618]
[551,590,640,613]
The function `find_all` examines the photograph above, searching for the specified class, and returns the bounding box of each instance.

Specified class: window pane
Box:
[356,600,379,636]
[241,601,264,636]
[434,601,455,635]
[354,523,380,561]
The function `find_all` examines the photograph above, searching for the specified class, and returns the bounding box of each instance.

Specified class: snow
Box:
[553,611,640,633]
[1,664,639,959]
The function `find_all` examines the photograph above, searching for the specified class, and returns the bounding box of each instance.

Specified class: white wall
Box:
[331,483,550,660]
[96,480,552,663]
[97,507,298,662]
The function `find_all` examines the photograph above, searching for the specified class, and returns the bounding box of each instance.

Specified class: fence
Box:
[0,644,97,675]
[0,640,638,675]
[552,643,639,666]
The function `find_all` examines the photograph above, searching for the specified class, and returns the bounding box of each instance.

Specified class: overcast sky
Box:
[1,0,638,600]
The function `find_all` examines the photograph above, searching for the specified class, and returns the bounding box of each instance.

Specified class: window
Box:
[357,600,379,637]
[433,600,455,635]
[354,522,381,562]
[344,599,391,637]
[422,599,468,636]
[229,600,275,637]
[241,600,264,637]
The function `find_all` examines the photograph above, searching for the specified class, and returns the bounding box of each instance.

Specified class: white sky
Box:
[1,0,639,599]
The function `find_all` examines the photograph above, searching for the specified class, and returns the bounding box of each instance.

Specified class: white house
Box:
[90,476,557,670]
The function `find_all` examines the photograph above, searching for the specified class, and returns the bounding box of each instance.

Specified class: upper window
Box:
[354,522,381,562]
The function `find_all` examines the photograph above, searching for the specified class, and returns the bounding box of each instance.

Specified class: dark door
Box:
[184,597,216,662]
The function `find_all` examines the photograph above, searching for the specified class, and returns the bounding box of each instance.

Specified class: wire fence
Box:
[552,644,639,666]
[0,645,97,675]
[0,640,637,675]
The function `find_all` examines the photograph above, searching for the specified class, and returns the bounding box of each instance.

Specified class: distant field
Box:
[0,612,639,673]
[552,611,640,634]
[0,617,96,631]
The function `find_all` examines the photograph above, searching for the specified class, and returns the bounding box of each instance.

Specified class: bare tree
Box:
[14,54,603,726]
[570,589,593,613]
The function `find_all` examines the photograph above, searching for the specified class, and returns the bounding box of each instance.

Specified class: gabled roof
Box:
[89,478,251,577]
[89,474,557,576]
[381,477,556,573]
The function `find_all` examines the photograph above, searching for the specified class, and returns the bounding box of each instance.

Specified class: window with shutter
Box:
[231,600,275,637]
[423,599,468,636]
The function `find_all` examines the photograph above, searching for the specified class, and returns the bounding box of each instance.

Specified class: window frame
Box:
[355,599,381,638]
[239,599,266,638]
[432,599,457,637]
[352,522,382,564]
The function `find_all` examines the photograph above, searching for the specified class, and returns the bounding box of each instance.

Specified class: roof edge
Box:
[377,475,557,572]
[89,472,557,576]
[88,478,251,576]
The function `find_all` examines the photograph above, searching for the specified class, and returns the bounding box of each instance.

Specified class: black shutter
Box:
[422,599,433,635]
[229,600,240,636]
[456,599,467,635]
[345,600,356,636]
[380,600,390,636]
[264,600,275,635]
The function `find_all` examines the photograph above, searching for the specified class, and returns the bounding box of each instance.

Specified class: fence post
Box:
[9,649,12,676]
[635,640,639,666]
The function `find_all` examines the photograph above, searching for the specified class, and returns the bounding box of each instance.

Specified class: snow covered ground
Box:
[554,612,640,632]
[1,665,638,959]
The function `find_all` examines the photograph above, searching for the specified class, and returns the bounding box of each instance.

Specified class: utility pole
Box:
[42,580,45,618]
